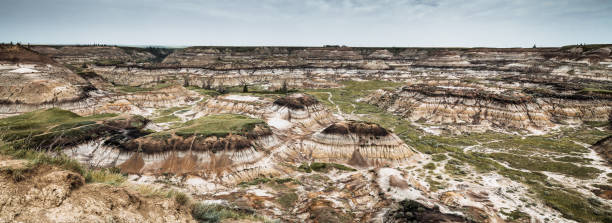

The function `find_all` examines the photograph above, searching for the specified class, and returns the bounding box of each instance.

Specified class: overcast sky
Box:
[1,0,610,47]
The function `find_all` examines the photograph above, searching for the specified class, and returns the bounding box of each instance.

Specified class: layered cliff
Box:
[30,45,172,65]
[62,114,282,184]
[64,45,612,97]
[366,81,612,133]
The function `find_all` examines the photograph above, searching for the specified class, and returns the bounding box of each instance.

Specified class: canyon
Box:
[0,44,611,222]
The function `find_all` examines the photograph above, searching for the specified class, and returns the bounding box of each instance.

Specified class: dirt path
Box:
[325,92,343,115]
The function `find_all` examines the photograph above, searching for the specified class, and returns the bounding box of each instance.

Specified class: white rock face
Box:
[9,67,39,73]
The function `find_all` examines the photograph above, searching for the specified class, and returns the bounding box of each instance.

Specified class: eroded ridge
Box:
[367,82,612,133]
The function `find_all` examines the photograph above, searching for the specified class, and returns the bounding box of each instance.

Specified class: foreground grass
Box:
[1,142,126,185]
[192,203,273,223]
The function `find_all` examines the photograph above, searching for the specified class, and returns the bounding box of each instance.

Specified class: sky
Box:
[0,0,611,47]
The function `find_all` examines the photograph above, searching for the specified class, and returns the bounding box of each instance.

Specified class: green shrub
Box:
[166,190,190,206]
[174,192,189,206]
[277,192,298,209]
[489,153,601,179]
[84,169,126,185]
[191,203,265,223]
[308,162,356,172]
[423,163,436,170]
[431,154,447,162]
[297,163,312,173]
[238,177,271,187]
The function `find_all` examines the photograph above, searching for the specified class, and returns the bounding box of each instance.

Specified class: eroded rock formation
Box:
[366,82,612,133]
[0,156,194,222]
[282,121,417,166]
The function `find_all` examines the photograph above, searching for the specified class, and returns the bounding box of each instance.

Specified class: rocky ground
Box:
[0,44,611,222]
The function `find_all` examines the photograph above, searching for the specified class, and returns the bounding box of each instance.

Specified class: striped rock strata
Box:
[280,121,418,167]
[64,124,282,185]
[366,83,612,133]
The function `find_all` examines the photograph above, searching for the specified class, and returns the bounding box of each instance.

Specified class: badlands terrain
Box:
[0,43,611,222]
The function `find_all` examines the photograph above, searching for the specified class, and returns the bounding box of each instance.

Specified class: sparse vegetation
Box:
[114,83,174,93]
[187,86,221,97]
[169,190,190,206]
[431,154,447,162]
[277,192,298,209]
[153,115,180,123]
[489,153,602,179]
[302,162,357,172]
[84,168,126,185]
[423,162,436,170]
[238,177,301,187]
[238,177,271,187]
[502,209,530,221]
[191,203,270,223]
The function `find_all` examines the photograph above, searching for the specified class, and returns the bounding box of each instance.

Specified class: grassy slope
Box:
[0,108,117,142]
[150,114,267,138]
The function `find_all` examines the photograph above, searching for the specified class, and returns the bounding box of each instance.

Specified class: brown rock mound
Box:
[273,93,319,109]
[322,121,389,136]
[0,44,56,64]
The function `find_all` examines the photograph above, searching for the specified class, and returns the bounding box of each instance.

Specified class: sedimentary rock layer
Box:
[282,121,417,166]
[366,83,612,132]
[0,85,201,117]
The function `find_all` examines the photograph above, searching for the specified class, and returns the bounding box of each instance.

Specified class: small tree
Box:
[279,80,288,94]
[183,75,190,87]
[216,85,228,94]
[242,84,248,93]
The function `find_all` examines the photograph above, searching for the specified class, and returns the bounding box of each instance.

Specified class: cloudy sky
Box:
[1,0,610,47]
